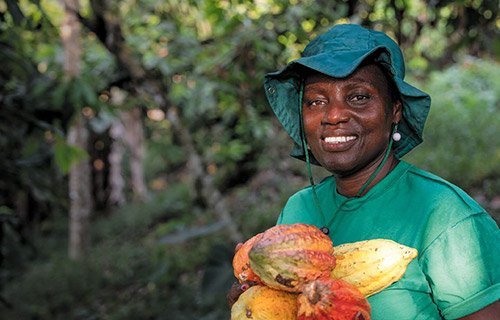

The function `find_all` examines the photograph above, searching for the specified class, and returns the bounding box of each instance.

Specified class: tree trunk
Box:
[121,108,148,201]
[67,118,92,260]
[108,118,126,207]
[62,0,92,260]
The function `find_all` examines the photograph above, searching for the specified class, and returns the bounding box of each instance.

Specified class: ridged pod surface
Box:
[331,239,418,297]
[249,223,336,292]
[231,285,298,320]
[297,277,371,320]
[233,233,264,284]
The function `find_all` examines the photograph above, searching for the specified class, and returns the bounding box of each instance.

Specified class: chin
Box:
[318,159,360,176]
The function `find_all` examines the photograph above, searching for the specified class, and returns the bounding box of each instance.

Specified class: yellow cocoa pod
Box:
[331,239,418,297]
[231,285,298,320]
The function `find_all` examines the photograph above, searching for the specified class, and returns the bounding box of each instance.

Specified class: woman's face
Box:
[302,64,401,176]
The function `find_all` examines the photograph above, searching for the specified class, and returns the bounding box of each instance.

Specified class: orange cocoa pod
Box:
[297,277,371,320]
[249,223,336,292]
[231,285,298,320]
[233,233,264,284]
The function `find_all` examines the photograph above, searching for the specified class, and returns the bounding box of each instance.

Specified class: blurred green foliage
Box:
[405,57,500,192]
[1,179,297,319]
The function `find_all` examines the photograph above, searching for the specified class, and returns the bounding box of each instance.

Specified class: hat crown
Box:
[303,24,406,79]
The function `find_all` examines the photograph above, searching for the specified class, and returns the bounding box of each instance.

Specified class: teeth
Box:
[324,136,356,144]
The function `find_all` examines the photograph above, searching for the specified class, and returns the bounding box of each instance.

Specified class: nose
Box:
[322,100,350,125]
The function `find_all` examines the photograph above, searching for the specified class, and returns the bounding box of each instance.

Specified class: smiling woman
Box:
[301,64,401,186]
[253,24,500,319]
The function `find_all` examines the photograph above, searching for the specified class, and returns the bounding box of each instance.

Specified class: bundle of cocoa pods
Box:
[231,223,417,320]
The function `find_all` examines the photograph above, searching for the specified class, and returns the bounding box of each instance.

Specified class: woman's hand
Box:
[355,311,366,320]
[227,242,256,307]
[226,281,258,307]
[227,281,244,307]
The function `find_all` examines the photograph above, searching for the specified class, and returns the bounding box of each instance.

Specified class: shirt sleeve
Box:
[420,212,500,319]
[276,208,285,224]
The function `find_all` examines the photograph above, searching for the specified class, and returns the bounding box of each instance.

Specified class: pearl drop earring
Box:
[392,124,401,142]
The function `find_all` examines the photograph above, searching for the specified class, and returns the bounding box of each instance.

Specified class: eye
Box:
[310,100,326,106]
[349,94,370,103]
[304,98,327,108]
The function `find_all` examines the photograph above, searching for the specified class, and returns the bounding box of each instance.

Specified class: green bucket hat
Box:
[264,24,431,163]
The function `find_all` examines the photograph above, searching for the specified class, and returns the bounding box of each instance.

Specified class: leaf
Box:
[69,78,84,109]
[79,77,98,106]
[31,77,52,99]
[53,136,89,174]
[0,206,15,216]
[51,81,68,109]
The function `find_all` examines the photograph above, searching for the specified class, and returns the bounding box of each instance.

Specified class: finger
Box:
[227,282,242,307]
[240,282,250,291]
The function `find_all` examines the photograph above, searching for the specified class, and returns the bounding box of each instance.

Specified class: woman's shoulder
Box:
[401,161,485,215]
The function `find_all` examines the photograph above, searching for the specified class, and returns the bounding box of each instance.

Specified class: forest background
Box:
[1,0,499,319]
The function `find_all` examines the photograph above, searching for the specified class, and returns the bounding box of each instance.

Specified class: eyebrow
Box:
[344,77,378,88]
[304,76,378,89]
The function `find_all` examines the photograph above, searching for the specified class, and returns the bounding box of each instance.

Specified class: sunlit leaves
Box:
[53,135,89,174]
[2,0,498,192]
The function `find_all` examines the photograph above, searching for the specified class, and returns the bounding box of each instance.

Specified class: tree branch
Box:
[166,108,243,244]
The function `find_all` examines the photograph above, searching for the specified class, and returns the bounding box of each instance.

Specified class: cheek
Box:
[302,118,323,149]
[302,110,322,133]
[303,118,314,136]
[363,109,392,135]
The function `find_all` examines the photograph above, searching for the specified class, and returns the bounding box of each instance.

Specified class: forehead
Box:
[303,64,388,88]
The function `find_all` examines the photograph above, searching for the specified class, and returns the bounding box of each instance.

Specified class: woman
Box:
[231,24,499,319]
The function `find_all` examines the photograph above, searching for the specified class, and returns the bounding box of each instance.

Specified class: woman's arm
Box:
[458,300,500,319]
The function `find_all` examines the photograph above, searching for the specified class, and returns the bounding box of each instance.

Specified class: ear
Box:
[392,100,403,124]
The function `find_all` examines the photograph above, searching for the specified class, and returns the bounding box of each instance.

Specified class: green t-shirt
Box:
[277,161,500,319]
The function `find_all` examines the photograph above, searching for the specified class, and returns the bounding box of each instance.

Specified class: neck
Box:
[335,153,400,198]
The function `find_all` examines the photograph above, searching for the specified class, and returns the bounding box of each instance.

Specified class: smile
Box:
[324,136,357,144]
